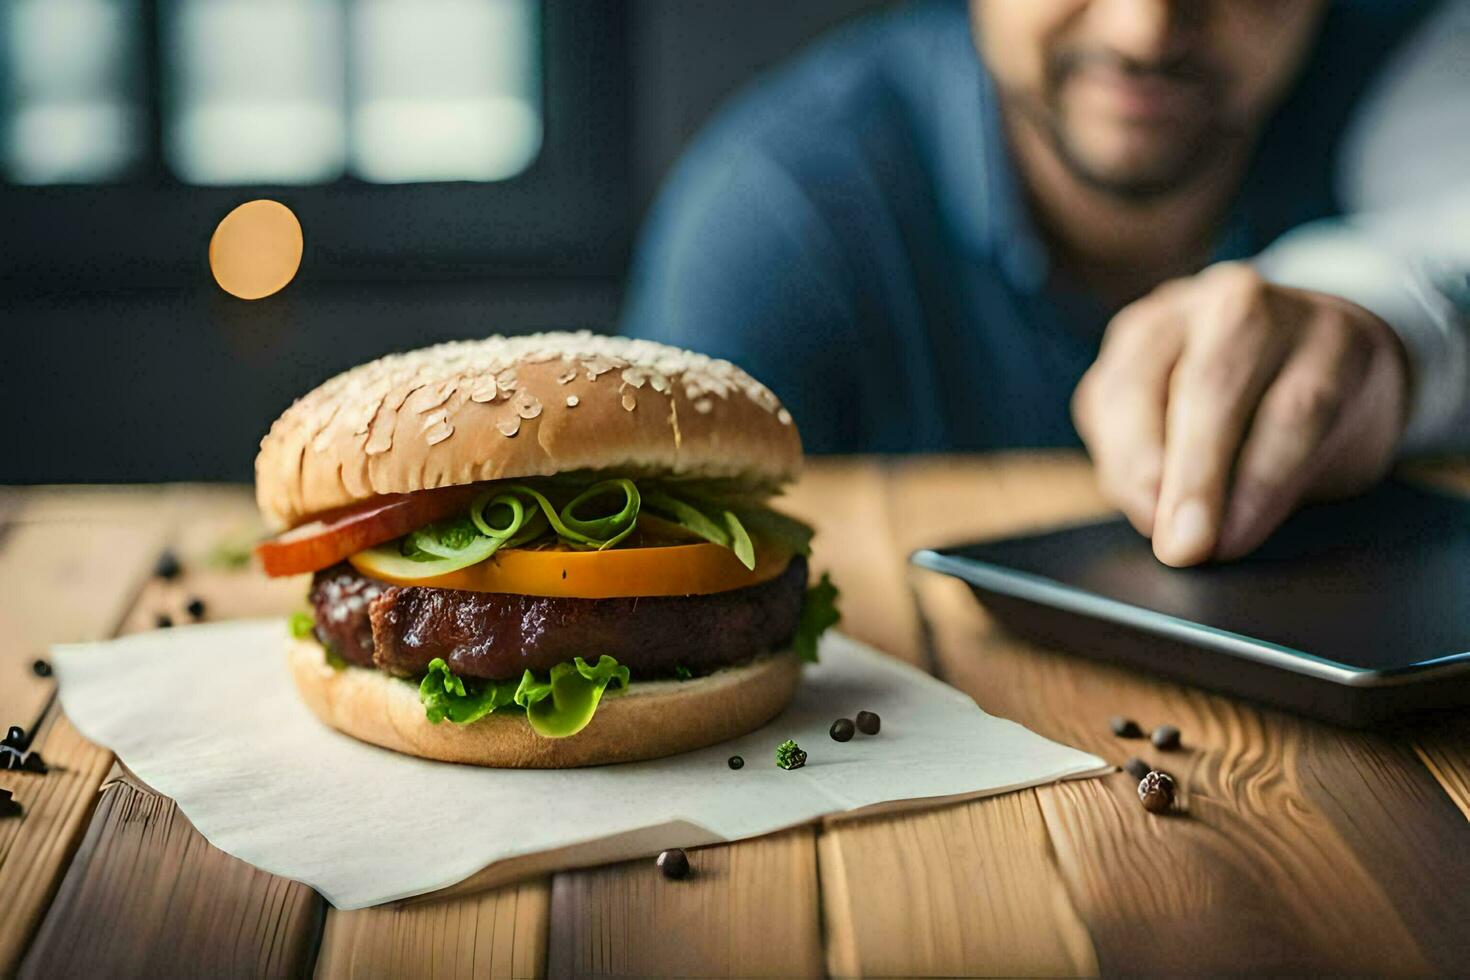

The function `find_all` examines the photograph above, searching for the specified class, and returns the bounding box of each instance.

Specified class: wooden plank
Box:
[12,487,328,977]
[0,491,169,971]
[19,775,322,979]
[0,517,166,732]
[547,830,821,979]
[315,881,549,979]
[806,453,1108,978]
[897,453,1470,974]
[1414,720,1470,822]
[0,710,116,969]
[818,794,1097,977]
[538,461,899,978]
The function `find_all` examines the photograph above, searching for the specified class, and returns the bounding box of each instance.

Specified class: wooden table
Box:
[3,452,1469,977]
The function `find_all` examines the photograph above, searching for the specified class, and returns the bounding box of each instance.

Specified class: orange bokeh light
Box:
[209,199,303,300]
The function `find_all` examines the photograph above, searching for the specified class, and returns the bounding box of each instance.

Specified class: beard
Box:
[1011,47,1243,202]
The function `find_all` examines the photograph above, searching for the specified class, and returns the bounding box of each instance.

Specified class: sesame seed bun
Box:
[255,332,803,530]
[287,637,801,768]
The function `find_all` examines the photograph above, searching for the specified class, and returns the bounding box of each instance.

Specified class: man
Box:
[622,0,1470,567]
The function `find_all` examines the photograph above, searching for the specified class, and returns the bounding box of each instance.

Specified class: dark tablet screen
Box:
[929,481,1470,672]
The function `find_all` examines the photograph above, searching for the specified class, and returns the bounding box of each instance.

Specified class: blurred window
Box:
[1,0,542,186]
[2,0,145,184]
[351,0,541,182]
[164,0,346,185]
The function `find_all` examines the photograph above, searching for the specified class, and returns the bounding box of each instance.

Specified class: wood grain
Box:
[315,880,548,979]
[547,830,822,979]
[1413,717,1470,822]
[801,453,1106,978]
[0,492,169,971]
[4,460,1466,977]
[896,453,1470,974]
[0,710,116,969]
[818,794,1098,977]
[11,487,327,977]
[0,516,166,732]
[20,774,322,978]
[536,460,902,978]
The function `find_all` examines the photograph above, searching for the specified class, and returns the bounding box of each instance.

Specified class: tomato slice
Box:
[255,485,484,577]
[349,541,792,598]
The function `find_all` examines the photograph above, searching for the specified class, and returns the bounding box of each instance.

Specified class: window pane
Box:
[2,0,143,184]
[349,0,541,183]
[163,0,345,185]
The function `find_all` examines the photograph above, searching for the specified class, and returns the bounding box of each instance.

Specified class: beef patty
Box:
[308,555,807,681]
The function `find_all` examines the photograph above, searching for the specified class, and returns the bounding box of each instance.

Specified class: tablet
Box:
[911,481,1470,726]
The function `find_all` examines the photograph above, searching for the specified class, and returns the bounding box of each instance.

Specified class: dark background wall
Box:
[3,0,893,484]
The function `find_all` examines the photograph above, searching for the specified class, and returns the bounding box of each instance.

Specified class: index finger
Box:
[1073,307,1184,535]
[1153,291,1292,566]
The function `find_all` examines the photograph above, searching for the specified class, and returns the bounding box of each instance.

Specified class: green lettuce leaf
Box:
[641,489,763,570]
[418,655,630,736]
[516,655,631,737]
[289,612,347,670]
[641,490,730,548]
[419,658,520,725]
[404,515,485,559]
[288,611,315,639]
[733,507,814,557]
[793,572,840,663]
[723,510,756,570]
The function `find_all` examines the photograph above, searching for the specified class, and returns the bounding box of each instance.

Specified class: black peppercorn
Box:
[155,614,173,629]
[1138,770,1176,814]
[0,788,22,818]
[20,750,47,774]
[1123,756,1151,782]
[656,848,691,880]
[1151,724,1181,750]
[4,726,25,749]
[31,659,52,678]
[154,550,182,581]
[1109,715,1143,738]
[186,597,207,620]
[727,755,744,770]
[830,718,855,742]
[855,711,881,735]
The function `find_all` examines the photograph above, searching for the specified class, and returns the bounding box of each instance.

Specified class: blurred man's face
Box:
[972,0,1327,199]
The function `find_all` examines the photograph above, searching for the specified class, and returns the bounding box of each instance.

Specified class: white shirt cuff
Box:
[1256,229,1469,453]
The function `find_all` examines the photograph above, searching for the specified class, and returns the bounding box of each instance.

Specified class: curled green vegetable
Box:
[419,659,518,725]
[363,474,810,580]
[418,655,630,737]
[517,655,631,737]
[641,489,757,570]
[488,480,641,551]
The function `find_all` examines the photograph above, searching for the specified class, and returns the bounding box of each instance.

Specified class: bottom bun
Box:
[287,637,802,768]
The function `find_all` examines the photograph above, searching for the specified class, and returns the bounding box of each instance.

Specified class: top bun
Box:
[255,332,803,529]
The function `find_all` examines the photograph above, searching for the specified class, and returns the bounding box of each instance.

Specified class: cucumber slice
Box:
[353,534,503,579]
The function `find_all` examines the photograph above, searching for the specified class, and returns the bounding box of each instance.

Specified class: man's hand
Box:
[1072,262,1409,567]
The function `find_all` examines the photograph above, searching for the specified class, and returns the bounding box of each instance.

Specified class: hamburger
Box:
[254,332,839,768]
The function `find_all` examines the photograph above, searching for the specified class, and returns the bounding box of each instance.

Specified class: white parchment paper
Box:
[52,620,1107,909]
